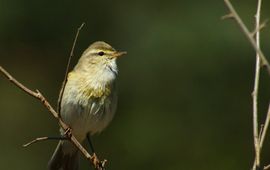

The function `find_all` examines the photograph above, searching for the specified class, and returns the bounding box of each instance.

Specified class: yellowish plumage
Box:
[68,72,111,99]
[48,41,126,170]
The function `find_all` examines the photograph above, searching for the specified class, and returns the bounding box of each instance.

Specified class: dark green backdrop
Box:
[1,0,270,169]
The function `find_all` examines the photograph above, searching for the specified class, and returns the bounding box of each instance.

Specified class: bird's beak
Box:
[112,51,127,58]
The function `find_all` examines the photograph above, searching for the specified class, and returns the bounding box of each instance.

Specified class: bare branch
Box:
[0,31,109,169]
[223,0,270,76]
[223,0,270,169]
[0,66,106,169]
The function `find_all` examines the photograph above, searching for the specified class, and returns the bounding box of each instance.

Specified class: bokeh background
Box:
[1,0,270,169]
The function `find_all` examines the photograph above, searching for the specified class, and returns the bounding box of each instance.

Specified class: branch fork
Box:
[223,0,270,75]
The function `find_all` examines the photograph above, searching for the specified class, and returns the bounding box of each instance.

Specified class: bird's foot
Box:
[91,153,107,170]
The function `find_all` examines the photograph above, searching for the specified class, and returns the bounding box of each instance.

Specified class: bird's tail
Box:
[48,141,79,170]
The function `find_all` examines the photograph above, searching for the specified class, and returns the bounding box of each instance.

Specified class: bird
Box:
[48,41,126,170]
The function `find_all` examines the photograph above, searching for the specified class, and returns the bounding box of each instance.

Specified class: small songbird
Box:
[48,41,126,170]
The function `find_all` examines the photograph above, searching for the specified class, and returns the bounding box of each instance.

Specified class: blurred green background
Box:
[1,0,270,169]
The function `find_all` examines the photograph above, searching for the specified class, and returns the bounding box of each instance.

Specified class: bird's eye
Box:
[98,51,104,56]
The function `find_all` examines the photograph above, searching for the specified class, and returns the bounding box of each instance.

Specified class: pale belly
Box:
[60,91,117,142]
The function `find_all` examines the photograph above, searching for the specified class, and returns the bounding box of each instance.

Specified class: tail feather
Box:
[48,141,79,170]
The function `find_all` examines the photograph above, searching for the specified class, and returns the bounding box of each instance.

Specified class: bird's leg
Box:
[87,133,95,154]
[87,133,107,169]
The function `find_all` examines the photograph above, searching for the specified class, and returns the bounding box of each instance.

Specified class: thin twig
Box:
[57,22,85,114]
[260,104,270,151]
[23,136,68,147]
[223,0,270,76]
[259,124,264,141]
[251,19,268,37]
[265,164,270,170]
[252,0,263,168]
[221,13,234,20]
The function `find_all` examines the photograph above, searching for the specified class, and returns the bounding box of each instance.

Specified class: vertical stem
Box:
[252,0,262,169]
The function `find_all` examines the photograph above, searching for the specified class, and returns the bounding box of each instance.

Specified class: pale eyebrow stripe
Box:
[83,49,99,56]
[83,49,115,56]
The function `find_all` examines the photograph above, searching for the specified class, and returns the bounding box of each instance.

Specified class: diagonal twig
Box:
[0,66,106,169]
[57,22,85,114]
